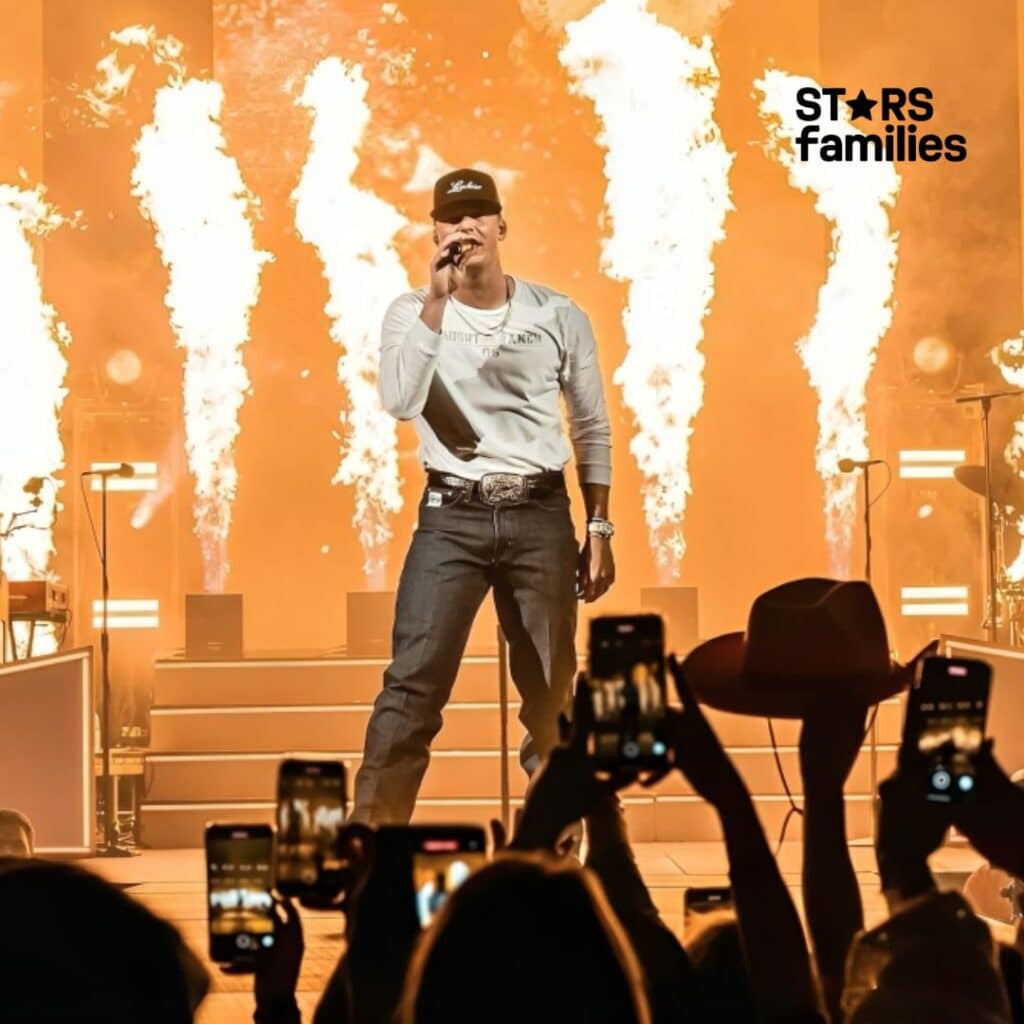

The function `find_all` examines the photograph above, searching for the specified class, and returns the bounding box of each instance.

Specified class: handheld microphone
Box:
[436,241,462,270]
[81,463,135,478]
[838,458,884,472]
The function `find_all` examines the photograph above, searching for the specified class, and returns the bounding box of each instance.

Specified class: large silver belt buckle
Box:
[480,473,526,505]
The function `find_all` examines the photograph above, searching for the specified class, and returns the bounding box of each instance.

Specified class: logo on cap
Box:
[446,179,484,195]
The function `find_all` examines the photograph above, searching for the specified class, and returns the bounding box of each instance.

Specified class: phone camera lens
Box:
[622,740,640,759]
[235,935,253,950]
[957,774,975,793]
[931,769,952,791]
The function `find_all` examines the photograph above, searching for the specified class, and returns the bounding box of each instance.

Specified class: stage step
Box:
[148,697,905,755]
[141,650,904,848]
[137,792,875,848]
[153,654,512,707]
[144,745,900,802]
[149,701,525,752]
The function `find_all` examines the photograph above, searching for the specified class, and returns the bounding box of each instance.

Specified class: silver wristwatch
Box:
[586,516,615,539]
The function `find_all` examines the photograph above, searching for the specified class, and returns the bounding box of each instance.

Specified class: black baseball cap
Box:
[431,168,502,222]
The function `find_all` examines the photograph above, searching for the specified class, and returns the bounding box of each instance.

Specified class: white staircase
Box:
[140,652,900,847]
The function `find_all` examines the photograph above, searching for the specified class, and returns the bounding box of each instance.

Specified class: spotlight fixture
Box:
[905,332,962,393]
[104,348,143,387]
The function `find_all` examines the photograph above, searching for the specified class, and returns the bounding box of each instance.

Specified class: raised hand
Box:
[653,654,745,808]
[512,675,633,851]
[876,750,952,901]
[799,701,869,800]
[952,740,1024,880]
[254,896,304,1023]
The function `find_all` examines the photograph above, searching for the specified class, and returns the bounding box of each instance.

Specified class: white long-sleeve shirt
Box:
[378,277,612,486]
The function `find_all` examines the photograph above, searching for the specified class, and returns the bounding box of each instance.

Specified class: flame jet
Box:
[559,0,734,578]
[757,70,900,577]
[0,186,71,652]
[292,58,405,583]
[89,28,273,591]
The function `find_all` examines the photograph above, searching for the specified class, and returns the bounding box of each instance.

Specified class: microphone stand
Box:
[862,463,873,584]
[855,461,881,838]
[982,395,997,643]
[86,469,134,857]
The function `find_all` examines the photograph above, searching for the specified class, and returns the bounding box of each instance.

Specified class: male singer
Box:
[351,168,614,823]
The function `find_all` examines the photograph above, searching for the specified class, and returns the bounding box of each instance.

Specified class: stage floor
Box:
[83,842,996,1024]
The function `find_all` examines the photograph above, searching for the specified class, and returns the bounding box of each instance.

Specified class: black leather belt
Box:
[426,469,566,505]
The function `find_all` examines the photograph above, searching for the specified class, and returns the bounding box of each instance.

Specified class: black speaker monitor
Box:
[186,594,243,660]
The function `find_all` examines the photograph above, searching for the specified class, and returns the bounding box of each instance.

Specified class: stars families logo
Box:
[795,87,967,163]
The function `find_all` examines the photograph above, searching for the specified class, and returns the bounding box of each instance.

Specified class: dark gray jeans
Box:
[351,481,579,823]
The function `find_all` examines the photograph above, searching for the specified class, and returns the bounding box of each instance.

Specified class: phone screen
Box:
[400,827,487,927]
[276,759,347,896]
[905,656,991,802]
[206,825,275,963]
[587,615,668,770]
[683,886,734,935]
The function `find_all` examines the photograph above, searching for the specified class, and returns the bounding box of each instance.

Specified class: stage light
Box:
[898,449,966,479]
[917,504,934,518]
[91,598,160,629]
[104,348,142,386]
[905,332,962,392]
[912,334,955,376]
[900,585,969,617]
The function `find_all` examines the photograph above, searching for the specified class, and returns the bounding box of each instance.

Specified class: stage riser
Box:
[154,657,906,742]
[153,658,510,707]
[150,705,520,752]
[143,651,905,847]
[149,700,905,755]
[144,747,899,802]
[137,795,873,848]
[649,798,873,843]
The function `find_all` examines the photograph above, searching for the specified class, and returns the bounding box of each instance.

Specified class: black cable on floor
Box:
[767,717,803,857]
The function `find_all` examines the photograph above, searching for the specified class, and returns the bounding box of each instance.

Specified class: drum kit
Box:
[954,460,1024,645]
[953,389,1024,645]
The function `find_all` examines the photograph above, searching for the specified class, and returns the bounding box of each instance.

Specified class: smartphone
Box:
[374,824,487,928]
[587,614,669,771]
[275,758,347,898]
[684,885,734,935]
[903,656,991,803]
[205,823,275,964]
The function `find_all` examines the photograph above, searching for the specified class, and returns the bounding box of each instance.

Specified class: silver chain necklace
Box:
[447,276,513,337]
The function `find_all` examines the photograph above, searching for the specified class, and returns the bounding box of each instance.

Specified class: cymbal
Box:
[954,464,1024,508]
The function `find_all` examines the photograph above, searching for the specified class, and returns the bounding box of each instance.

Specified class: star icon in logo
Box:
[846,89,877,121]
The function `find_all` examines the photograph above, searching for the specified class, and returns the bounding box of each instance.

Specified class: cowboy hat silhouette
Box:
[682,578,936,718]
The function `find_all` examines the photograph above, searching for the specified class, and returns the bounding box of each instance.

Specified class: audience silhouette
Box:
[9,581,1024,1023]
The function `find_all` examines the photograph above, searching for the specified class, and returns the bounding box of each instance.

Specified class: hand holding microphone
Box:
[435,240,463,271]
[428,231,480,301]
